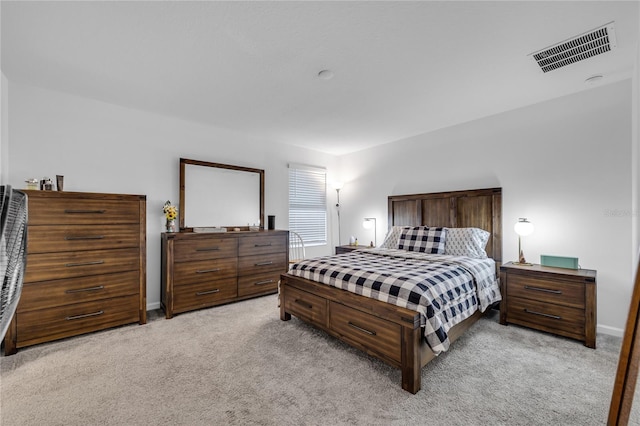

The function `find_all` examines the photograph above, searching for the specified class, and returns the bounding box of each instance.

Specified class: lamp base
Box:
[512,261,533,266]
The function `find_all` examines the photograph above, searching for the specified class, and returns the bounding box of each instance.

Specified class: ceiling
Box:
[2,1,638,155]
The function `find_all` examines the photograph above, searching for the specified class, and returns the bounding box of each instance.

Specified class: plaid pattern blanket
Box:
[288,248,501,354]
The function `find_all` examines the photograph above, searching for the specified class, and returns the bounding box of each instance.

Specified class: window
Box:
[289,164,327,246]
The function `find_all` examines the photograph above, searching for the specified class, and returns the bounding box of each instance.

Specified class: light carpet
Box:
[0,295,637,425]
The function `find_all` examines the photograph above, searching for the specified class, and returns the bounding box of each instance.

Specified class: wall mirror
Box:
[179,158,264,231]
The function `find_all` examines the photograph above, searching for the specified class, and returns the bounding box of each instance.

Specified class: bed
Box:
[279,187,502,393]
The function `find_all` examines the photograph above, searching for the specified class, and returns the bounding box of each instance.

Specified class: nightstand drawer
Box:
[507,274,584,309]
[507,297,585,339]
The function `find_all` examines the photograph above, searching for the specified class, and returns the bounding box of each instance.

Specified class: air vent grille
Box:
[530,22,617,73]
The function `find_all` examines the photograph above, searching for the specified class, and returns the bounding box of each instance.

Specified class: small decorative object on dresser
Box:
[500,261,597,348]
[3,190,147,355]
[163,200,178,232]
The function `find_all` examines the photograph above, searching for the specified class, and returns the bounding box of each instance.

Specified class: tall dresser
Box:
[161,230,288,318]
[3,190,147,355]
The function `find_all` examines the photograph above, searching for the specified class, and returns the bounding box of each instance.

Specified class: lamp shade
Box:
[331,181,344,190]
[514,218,534,236]
[362,218,375,229]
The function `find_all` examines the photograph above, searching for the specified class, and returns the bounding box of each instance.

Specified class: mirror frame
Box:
[179,158,265,232]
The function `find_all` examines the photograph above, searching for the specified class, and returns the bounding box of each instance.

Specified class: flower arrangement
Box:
[163,200,178,221]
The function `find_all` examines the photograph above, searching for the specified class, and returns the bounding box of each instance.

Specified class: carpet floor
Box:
[0,294,638,425]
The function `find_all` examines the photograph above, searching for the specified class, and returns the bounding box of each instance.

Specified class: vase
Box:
[166,219,177,233]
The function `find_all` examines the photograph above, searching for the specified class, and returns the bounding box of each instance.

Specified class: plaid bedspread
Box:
[288,248,501,354]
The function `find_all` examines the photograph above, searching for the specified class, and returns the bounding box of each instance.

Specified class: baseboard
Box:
[147,301,161,311]
[597,324,624,338]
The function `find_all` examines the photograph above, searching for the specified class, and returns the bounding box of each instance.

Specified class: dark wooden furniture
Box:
[179,158,264,231]
[335,244,374,254]
[162,230,288,318]
[280,187,502,393]
[3,190,147,355]
[500,262,597,348]
[608,255,640,425]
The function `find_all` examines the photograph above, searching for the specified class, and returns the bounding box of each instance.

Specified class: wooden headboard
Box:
[388,187,502,266]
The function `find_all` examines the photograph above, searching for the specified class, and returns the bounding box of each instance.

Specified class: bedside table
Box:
[499,262,597,348]
[335,245,374,254]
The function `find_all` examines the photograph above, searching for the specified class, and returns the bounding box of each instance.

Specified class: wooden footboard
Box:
[279,273,481,393]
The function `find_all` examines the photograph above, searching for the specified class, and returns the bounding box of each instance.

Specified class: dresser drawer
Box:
[17,271,140,313]
[507,274,585,309]
[507,297,585,337]
[25,248,140,283]
[330,301,401,363]
[238,252,287,276]
[174,237,238,262]
[173,258,238,286]
[172,278,238,312]
[238,271,280,297]
[27,224,140,254]
[27,198,141,226]
[15,294,140,348]
[238,234,287,257]
[283,285,328,327]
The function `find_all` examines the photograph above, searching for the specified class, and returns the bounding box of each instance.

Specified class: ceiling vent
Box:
[530,22,617,73]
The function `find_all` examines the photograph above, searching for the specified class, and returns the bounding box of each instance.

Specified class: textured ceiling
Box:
[2,1,638,155]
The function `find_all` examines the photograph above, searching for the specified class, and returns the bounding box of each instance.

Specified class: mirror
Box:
[179,158,264,231]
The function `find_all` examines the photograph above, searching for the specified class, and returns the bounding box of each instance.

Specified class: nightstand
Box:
[335,245,374,254]
[499,262,597,348]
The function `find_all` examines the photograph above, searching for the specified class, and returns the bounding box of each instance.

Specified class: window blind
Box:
[289,164,327,246]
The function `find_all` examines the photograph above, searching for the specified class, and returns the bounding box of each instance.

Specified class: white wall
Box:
[634,13,640,264]
[339,80,634,335]
[1,72,7,184]
[5,81,339,309]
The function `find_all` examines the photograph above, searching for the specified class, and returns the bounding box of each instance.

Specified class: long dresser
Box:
[161,230,288,318]
[3,190,147,355]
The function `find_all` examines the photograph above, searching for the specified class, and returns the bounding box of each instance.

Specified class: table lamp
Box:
[514,218,534,265]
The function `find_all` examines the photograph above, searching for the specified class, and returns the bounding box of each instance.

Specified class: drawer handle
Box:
[524,309,562,320]
[196,247,220,252]
[254,243,273,247]
[196,268,221,274]
[196,289,220,296]
[66,310,104,321]
[65,285,105,294]
[348,322,377,336]
[294,299,312,309]
[524,285,562,295]
[65,260,105,267]
[64,209,106,214]
[255,261,273,266]
[254,279,274,286]
[64,235,105,240]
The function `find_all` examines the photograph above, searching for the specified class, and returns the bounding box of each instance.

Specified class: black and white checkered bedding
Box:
[288,248,501,355]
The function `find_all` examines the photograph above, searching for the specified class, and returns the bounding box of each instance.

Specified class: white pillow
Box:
[379,226,405,249]
[444,227,490,259]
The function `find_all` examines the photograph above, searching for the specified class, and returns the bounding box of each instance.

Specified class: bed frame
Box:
[280,187,502,393]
